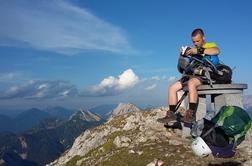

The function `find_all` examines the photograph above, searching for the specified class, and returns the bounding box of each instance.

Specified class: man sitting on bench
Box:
[157,28,220,124]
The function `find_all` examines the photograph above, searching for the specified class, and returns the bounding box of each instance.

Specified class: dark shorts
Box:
[179,75,205,87]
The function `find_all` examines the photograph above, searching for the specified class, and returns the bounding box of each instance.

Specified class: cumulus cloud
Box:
[0,69,140,99]
[0,0,133,55]
[145,84,157,91]
[142,75,176,82]
[82,69,139,96]
[0,80,78,99]
[0,70,176,100]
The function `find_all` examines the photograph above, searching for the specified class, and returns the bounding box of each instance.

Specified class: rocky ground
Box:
[48,108,252,166]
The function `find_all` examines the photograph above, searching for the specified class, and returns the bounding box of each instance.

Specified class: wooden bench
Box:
[181,83,248,138]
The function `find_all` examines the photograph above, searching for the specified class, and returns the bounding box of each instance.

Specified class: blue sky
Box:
[0,0,252,111]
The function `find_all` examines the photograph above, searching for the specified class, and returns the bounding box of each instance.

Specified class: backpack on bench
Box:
[177,55,233,85]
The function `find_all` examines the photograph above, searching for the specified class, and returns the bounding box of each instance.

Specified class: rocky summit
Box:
[48,108,252,166]
[109,103,141,118]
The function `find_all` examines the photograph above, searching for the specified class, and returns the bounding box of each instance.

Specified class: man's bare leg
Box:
[182,78,202,123]
[168,81,183,105]
[157,81,183,123]
[188,78,201,103]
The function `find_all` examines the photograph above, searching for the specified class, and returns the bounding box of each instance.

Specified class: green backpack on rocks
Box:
[211,105,251,146]
[191,105,251,158]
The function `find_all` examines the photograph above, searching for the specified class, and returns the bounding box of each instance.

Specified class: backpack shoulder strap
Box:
[201,124,217,139]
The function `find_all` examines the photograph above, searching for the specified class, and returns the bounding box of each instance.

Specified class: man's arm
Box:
[186,47,220,56]
[204,47,220,55]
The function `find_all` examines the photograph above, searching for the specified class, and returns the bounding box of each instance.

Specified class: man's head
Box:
[191,28,205,47]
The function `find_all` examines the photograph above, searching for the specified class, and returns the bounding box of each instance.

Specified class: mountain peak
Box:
[110,103,141,118]
[69,108,101,122]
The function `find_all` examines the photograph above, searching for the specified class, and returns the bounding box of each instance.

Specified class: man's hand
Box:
[180,48,183,55]
[186,47,197,56]
[180,46,191,56]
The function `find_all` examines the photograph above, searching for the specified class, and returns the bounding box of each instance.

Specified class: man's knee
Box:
[169,82,181,92]
[188,80,195,88]
[188,78,201,88]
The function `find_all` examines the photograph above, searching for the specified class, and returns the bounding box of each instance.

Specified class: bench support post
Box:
[214,93,244,110]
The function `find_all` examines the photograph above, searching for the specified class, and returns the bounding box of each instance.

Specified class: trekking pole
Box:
[174,90,188,114]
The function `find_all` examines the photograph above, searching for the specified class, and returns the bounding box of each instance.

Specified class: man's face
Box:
[192,34,205,47]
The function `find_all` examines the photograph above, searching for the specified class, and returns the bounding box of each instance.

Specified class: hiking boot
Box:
[157,111,177,123]
[181,109,196,123]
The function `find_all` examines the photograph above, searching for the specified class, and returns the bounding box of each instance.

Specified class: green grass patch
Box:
[66,155,82,166]
[98,141,186,166]
[106,116,127,128]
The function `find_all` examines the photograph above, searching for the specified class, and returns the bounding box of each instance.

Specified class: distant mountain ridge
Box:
[0,109,103,166]
[45,106,75,120]
[0,104,124,133]
[14,108,52,132]
[89,104,117,119]
[69,109,101,122]
[0,103,141,165]
[0,107,76,133]
[243,94,252,109]
[0,99,251,133]
[246,106,252,118]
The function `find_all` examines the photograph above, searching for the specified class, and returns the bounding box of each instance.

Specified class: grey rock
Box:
[110,103,141,118]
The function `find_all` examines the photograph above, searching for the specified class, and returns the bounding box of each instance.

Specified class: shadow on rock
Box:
[208,161,241,166]
[164,121,182,129]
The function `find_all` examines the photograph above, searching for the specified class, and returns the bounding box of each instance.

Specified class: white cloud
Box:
[0,69,140,99]
[116,69,139,90]
[0,80,78,99]
[145,84,157,91]
[142,75,176,82]
[0,0,134,55]
[83,69,139,96]
[168,76,176,82]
